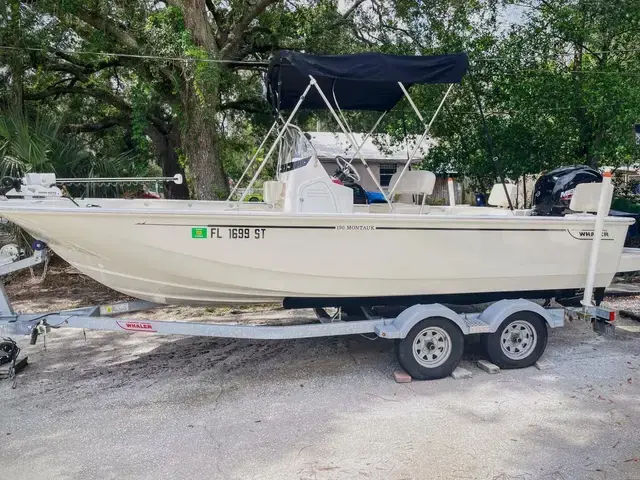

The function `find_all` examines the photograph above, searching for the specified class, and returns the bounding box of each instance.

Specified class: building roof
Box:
[307,132,435,164]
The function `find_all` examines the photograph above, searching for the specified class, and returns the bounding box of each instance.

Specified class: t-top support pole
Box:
[228,118,279,201]
[388,83,454,199]
[239,81,313,202]
[309,75,393,209]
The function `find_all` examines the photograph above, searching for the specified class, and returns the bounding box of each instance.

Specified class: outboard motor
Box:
[532,165,602,216]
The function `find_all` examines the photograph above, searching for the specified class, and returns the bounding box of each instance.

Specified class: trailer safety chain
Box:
[40,252,50,282]
[34,250,50,283]
[1,338,20,388]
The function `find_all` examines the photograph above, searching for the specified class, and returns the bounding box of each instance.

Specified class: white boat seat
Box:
[488,183,517,208]
[569,182,612,213]
[388,170,436,196]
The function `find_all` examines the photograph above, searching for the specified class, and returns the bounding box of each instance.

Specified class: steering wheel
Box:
[335,156,361,182]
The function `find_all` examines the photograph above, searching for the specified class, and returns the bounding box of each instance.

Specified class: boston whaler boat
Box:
[0,50,639,380]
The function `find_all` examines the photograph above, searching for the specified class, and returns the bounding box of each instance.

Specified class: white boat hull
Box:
[0,202,634,306]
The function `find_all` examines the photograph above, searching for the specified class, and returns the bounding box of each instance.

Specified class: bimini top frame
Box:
[234,50,468,204]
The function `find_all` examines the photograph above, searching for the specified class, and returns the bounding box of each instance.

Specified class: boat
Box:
[0,50,639,308]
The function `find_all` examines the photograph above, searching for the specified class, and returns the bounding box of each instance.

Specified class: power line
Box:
[478,47,640,62]
[4,44,640,78]
[0,45,269,66]
[400,101,629,119]
[508,0,630,10]
[465,102,625,115]
[3,44,640,73]
[482,69,640,76]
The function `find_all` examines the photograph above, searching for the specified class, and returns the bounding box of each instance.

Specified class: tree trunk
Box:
[145,124,190,199]
[8,0,23,112]
[181,104,229,200]
[178,0,229,200]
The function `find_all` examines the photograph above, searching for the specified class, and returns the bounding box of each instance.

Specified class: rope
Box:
[0,45,268,65]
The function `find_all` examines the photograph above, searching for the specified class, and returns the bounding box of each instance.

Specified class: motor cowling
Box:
[532,165,602,216]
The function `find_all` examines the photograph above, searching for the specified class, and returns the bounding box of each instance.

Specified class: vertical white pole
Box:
[419,186,429,214]
[239,82,313,203]
[447,177,456,206]
[228,118,279,201]
[581,170,613,307]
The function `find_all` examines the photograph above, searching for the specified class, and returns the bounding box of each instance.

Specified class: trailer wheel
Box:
[483,312,548,369]
[395,317,463,380]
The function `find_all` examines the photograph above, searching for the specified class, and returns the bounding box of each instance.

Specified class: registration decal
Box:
[191,226,266,239]
[192,227,208,238]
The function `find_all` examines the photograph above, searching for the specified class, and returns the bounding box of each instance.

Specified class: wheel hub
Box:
[500,320,537,360]
[412,326,452,368]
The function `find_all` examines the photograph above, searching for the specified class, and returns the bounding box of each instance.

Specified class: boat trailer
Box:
[0,243,617,383]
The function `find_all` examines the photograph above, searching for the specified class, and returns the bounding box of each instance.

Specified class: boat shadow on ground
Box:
[7,311,638,406]
[9,330,483,403]
[3,317,639,480]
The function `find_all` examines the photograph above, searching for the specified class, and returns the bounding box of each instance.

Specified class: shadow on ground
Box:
[1,313,638,480]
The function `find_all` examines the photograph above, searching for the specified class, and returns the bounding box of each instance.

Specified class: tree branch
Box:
[220,98,268,114]
[24,85,132,113]
[53,51,121,73]
[64,116,129,133]
[380,23,425,50]
[73,8,141,51]
[43,62,90,82]
[350,25,376,46]
[220,0,280,59]
[72,8,175,83]
[325,0,368,30]
[205,0,226,45]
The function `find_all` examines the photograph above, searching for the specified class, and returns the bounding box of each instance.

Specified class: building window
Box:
[379,163,398,187]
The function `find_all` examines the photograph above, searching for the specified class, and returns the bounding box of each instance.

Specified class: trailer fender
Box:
[478,299,563,332]
[375,303,469,339]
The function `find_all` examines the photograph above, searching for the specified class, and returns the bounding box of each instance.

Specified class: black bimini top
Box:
[267,50,468,111]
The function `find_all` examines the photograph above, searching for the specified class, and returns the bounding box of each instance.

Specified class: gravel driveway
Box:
[1,297,639,480]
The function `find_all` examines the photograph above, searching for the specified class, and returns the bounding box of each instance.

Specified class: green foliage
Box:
[4,0,640,199]
[348,0,640,189]
[0,108,73,176]
[0,107,144,188]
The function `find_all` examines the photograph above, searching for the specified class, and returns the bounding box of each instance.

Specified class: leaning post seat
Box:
[569,183,613,213]
[368,170,436,213]
[488,183,517,208]
[389,170,436,202]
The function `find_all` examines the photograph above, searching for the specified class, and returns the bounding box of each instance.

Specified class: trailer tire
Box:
[482,312,548,369]
[395,317,463,380]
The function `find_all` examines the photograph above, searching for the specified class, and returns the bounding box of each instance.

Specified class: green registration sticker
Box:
[191,227,208,239]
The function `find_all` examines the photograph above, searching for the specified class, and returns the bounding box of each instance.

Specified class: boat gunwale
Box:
[0,202,635,226]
